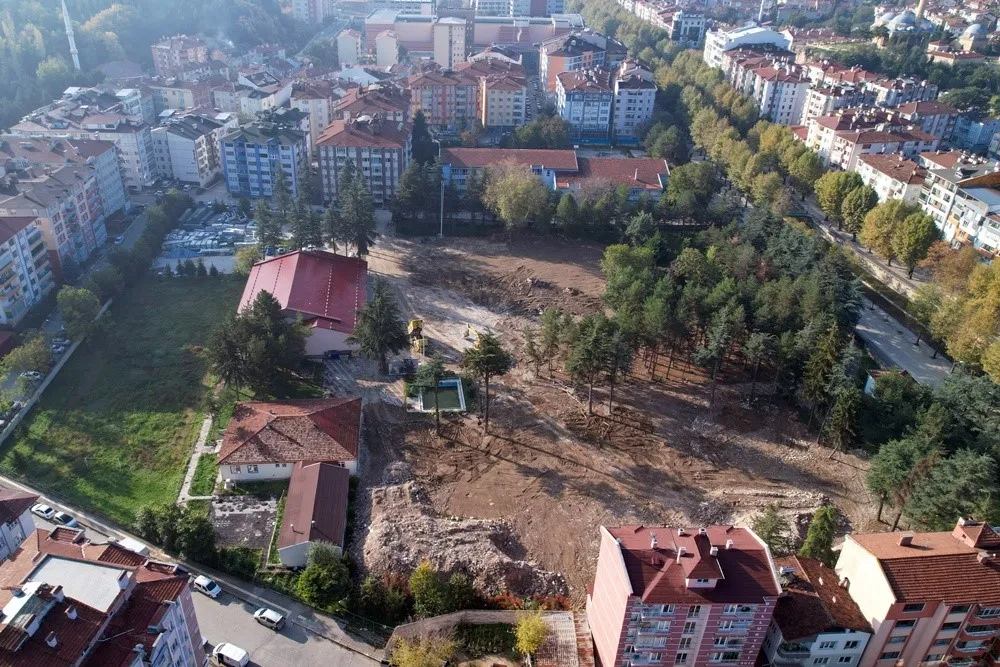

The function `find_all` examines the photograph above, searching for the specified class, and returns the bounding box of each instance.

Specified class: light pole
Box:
[433,138,444,238]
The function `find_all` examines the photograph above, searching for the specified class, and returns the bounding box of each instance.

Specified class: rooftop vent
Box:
[898,533,914,547]
[726,539,734,550]
[65,606,77,620]
[650,532,658,549]
[676,547,687,563]
[709,546,719,556]
[45,633,57,648]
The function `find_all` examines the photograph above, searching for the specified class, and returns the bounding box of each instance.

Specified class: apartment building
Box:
[376,30,400,66]
[804,109,895,165]
[408,67,480,132]
[587,525,781,667]
[433,17,468,68]
[146,78,214,114]
[763,556,872,666]
[0,490,38,564]
[952,114,1000,154]
[539,32,627,94]
[918,151,997,237]
[718,50,808,127]
[333,84,410,122]
[665,10,706,46]
[293,0,333,23]
[0,217,54,325]
[829,128,940,172]
[338,29,364,67]
[0,526,205,667]
[557,69,614,142]
[939,170,1000,255]
[836,519,1000,667]
[895,101,959,141]
[152,114,233,187]
[868,77,938,108]
[291,80,341,149]
[800,85,873,126]
[317,115,412,205]
[457,59,528,131]
[151,35,208,78]
[613,59,656,142]
[0,164,108,269]
[856,154,927,204]
[221,123,307,199]
[0,137,128,216]
[703,24,790,69]
[10,88,156,191]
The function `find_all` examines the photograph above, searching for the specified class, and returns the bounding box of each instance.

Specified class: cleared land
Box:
[0,276,244,525]
[360,235,874,598]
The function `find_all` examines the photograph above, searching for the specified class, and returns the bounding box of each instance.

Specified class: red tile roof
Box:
[278,462,350,550]
[218,397,362,466]
[0,588,107,667]
[896,100,959,116]
[0,218,37,247]
[441,147,578,171]
[607,525,781,604]
[858,154,926,185]
[332,86,410,118]
[239,249,367,336]
[0,490,36,526]
[557,69,612,93]
[317,118,411,149]
[558,157,669,191]
[773,556,871,641]
[920,150,966,169]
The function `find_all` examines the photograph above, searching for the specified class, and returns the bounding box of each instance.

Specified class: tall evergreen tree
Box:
[272,166,293,219]
[254,201,281,253]
[798,505,840,567]
[338,159,377,256]
[347,278,409,375]
[461,332,514,432]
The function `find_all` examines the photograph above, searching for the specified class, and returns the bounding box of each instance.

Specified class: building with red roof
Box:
[587,525,781,667]
[558,157,669,201]
[239,249,368,356]
[836,518,1000,667]
[277,462,351,567]
[316,115,412,205]
[218,397,362,482]
[0,488,37,564]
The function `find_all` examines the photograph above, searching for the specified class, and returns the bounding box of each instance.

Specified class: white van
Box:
[212,642,250,667]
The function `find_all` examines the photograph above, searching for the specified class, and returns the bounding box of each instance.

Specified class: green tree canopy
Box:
[348,278,409,375]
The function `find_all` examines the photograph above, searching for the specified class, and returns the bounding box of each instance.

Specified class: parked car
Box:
[52,511,78,528]
[19,371,42,381]
[253,607,285,630]
[31,504,56,520]
[212,643,250,667]
[52,338,71,347]
[114,235,125,244]
[193,575,222,599]
[10,401,23,413]
[51,345,66,355]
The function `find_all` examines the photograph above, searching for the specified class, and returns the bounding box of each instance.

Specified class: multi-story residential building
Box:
[751,65,809,126]
[151,114,234,187]
[457,59,528,131]
[613,59,656,142]
[804,109,896,165]
[868,77,938,108]
[293,0,333,23]
[0,489,38,564]
[337,29,363,67]
[703,24,790,69]
[408,67,480,132]
[291,80,341,149]
[666,9,706,47]
[0,526,205,666]
[0,165,108,269]
[333,84,410,122]
[856,154,927,204]
[556,69,614,142]
[918,151,996,237]
[800,85,873,126]
[151,34,208,77]
[376,30,400,66]
[939,170,1000,255]
[0,137,128,216]
[221,123,307,199]
[587,525,781,667]
[763,555,872,667]
[539,32,626,94]
[952,113,1000,154]
[0,217,56,325]
[146,78,214,114]
[316,114,412,205]
[836,519,1000,667]
[829,128,940,172]
[433,17,468,68]
[895,100,959,141]
[10,88,156,191]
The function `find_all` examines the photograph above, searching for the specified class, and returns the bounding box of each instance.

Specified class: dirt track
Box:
[361,235,874,599]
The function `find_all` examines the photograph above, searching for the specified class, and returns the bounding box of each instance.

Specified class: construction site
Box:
[351,235,873,600]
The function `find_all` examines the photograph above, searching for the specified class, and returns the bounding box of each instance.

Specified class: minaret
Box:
[915,0,926,22]
[61,0,81,71]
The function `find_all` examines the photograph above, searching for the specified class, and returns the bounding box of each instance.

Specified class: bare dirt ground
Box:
[357,234,875,600]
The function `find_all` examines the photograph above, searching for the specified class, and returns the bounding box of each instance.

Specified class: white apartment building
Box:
[867,77,938,108]
[942,172,1000,256]
[291,81,338,150]
[763,556,872,667]
[293,0,332,23]
[800,85,872,126]
[375,30,400,66]
[0,490,37,564]
[703,24,790,69]
[856,154,926,204]
[829,129,939,172]
[753,66,809,126]
[433,17,467,69]
[918,152,998,237]
[613,59,656,141]
[556,69,614,142]
[0,219,54,325]
[152,114,233,187]
[337,29,363,66]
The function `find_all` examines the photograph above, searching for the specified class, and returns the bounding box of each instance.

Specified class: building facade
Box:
[408,68,480,132]
[337,29,363,67]
[556,69,613,142]
[316,115,412,205]
[433,17,468,68]
[587,525,781,667]
[221,123,307,199]
[0,219,54,326]
[152,114,232,187]
[856,154,927,204]
[151,35,208,77]
[539,32,626,94]
[703,25,790,70]
[613,60,656,141]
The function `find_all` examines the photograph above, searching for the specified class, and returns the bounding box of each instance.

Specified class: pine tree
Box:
[798,505,840,567]
[823,387,860,457]
[461,332,514,432]
[272,166,293,218]
[346,278,408,375]
[800,324,840,425]
[338,159,377,256]
[255,201,281,253]
[523,327,542,377]
[322,206,342,253]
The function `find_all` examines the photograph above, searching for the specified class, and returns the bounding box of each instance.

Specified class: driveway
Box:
[194,592,379,667]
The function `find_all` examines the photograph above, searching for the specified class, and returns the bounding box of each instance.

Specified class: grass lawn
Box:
[0,276,244,526]
[189,453,218,496]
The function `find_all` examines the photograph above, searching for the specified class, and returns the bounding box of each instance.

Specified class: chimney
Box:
[650,531,658,549]
[676,546,687,563]
[699,527,707,536]
[65,606,77,620]
[978,552,995,565]
[677,528,684,536]
[898,533,914,547]
[45,633,57,648]
[709,546,719,556]
[726,539,734,550]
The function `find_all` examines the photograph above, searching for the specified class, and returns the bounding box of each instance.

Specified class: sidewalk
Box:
[177,416,216,503]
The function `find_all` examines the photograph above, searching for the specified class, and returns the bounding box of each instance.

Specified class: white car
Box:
[19,371,42,381]
[52,511,78,528]
[193,575,222,599]
[31,504,55,520]
[212,642,250,667]
[253,607,285,630]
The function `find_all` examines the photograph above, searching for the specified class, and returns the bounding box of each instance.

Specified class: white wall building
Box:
[703,24,790,69]
[0,490,37,563]
[375,30,400,66]
[612,59,656,141]
[856,153,926,204]
[433,17,467,68]
[337,29,363,66]
[152,114,233,187]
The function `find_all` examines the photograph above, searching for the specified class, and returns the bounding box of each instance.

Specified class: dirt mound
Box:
[362,478,568,597]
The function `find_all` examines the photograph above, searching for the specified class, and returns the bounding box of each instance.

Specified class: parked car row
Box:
[193,575,285,666]
[30,503,78,527]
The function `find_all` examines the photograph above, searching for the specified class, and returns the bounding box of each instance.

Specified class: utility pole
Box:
[434,139,444,237]
[61,0,81,71]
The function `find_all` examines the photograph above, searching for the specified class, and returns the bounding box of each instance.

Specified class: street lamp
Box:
[432,138,444,238]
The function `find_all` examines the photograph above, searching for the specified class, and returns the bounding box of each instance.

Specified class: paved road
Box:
[855,298,952,386]
[194,592,378,667]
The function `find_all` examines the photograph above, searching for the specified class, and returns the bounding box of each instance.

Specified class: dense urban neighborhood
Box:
[0,0,998,666]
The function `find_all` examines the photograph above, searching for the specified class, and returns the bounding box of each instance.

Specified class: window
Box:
[902,603,925,613]
[247,464,259,474]
[838,659,853,664]
[950,605,971,614]
[229,465,241,474]
[933,639,950,646]
[688,605,702,617]
[675,653,688,664]
[819,641,837,650]
[679,638,691,649]
[879,652,900,661]
[894,620,916,629]
[925,655,943,662]
[886,636,905,644]
[844,641,860,649]
[941,622,961,631]
[683,622,696,635]
[813,660,829,665]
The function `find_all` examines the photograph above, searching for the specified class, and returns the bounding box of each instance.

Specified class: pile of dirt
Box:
[361,476,568,597]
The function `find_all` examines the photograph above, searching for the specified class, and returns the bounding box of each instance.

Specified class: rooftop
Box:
[0,489,37,526]
[441,147,579,171]
[557,69,612,94]
[27,557,128,613]
[558,157,669,191]
[773,555,871,641]
[858,153,925,185]
[317,117,411,149]
[219,397,363,466]
[278,462,351,550]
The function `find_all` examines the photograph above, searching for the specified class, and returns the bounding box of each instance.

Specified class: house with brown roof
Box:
[239,249,368,356]
[277,462,351,567]
[763,555,872,665]
[316,115,412,206]
[0,489,37,564]
[836,518,1000,667]
[218,397,362,482]
[587,525,781,667]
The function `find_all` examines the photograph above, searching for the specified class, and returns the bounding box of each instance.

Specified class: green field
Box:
[0,276,244,526]
[189,453,218,497]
